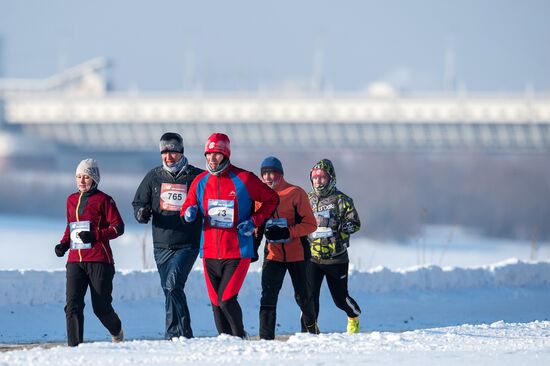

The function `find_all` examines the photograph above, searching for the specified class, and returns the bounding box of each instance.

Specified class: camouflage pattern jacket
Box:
[307,189,361,264]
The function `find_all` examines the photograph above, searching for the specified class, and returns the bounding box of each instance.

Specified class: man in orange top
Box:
[254,156,319,340]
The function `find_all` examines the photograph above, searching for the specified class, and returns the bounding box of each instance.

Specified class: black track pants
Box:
[259,259,317,340]
[302,260,361,330]
[65,262,122,346]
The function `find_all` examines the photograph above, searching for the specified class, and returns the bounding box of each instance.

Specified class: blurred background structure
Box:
[1,0,549,242]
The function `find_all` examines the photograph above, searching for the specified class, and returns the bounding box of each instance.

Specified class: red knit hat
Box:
[204,133,231,158]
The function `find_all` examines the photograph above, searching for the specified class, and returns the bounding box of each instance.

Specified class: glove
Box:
[184,205,198,223]
[77,230,95,244]
[237,219,255,237]
[265,225,290,241]
[55,243,69,257]
[136,206,152,223]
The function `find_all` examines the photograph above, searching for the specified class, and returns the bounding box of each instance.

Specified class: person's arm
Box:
[339,194,361,237]
[180,176,200,223]
[132,172,152,223]
[289,188,317,239]
[252,201,265,262]
[96,196,125,242]
[60,197,71,245]
[248,174,279,228]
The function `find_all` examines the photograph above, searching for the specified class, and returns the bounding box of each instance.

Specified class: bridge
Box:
[1,59,550,152]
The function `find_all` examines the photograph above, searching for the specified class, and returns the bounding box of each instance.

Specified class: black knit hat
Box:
[159,132,184,154]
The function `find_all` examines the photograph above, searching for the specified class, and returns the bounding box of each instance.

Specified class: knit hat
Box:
[260,156,284,175]
[76,158,100,184]
[204,133,231,158]
[159,132,184,154]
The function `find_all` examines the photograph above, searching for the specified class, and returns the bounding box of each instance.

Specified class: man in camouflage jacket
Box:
[304,158,362,334]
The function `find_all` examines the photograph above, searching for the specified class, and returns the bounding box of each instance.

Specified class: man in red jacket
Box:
[180,133,278,338]
[54,158,125,346]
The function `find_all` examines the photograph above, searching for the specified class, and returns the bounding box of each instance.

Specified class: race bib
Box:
[266,218,290,243]
[160,183,187,211]
[208,199,235,228]
[310,210,334,239]
[70,221,91,250]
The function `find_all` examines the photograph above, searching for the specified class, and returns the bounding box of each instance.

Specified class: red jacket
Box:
[60,189,124,264]
[181,165,278,259]
[256,178,317,262]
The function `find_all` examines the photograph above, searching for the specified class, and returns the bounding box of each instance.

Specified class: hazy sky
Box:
[0,0,549,92]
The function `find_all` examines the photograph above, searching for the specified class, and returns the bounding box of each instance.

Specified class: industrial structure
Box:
[1,58,549,152]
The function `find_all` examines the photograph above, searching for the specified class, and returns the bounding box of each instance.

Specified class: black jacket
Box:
[132,165,204,249]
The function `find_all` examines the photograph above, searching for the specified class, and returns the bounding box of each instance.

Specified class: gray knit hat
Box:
[159,132,184,154]
[76,158,100,184]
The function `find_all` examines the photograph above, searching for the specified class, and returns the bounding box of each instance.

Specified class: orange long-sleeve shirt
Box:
[256,178,317,262]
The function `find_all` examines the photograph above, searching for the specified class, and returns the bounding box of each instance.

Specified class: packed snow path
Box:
[1,321,549,365]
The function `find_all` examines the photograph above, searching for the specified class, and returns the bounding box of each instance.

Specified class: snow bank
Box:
[2,259,549,306]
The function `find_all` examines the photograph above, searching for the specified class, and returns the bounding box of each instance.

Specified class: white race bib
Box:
[310,210,334,239]
[208,199,235,228]
[70,221,91,249]
[160,183,187,211]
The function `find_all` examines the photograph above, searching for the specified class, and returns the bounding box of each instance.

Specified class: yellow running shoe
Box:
[347,317,360,334]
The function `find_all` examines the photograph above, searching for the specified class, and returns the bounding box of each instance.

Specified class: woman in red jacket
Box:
[54,158,125,346]
[181,133,278,338]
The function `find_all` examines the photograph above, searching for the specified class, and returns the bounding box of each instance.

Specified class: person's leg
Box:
[216,258,251,338]
[154,248,177,339]
[323,262,361,318]
[287,261,318,334]
[65,262,89,346]
[159,247,199,338]
[301,260,324,332]
[87,262,122,337]
[203,258,232,335]
[259,260,286,340]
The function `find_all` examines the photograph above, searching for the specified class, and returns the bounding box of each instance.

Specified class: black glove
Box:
[55,243,69,257]
[136,206,152,224]
[265,225,290,241]
[77,230,95,244]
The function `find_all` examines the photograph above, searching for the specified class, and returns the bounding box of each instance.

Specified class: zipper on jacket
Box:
[76,191,83,262]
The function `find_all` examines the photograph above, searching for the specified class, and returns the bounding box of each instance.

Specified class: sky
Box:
[0,0,549,92]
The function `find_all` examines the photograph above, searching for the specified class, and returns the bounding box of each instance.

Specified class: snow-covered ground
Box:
[1,321,549,365]
[1,215,550,364]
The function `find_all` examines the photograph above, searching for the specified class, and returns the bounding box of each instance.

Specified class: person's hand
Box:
[265,225,290,241]
[237,219,255,237]
[136,206,151,224]
[77,231,95,244]
[184,205,198,223]
[55,243,69,257]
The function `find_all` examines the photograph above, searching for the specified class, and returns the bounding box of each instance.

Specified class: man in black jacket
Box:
[132,132,204,339]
